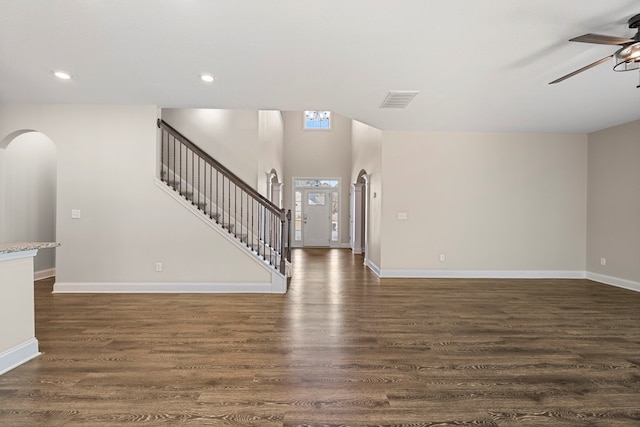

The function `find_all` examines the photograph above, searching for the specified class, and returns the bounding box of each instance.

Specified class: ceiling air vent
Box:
[380,90,419,109]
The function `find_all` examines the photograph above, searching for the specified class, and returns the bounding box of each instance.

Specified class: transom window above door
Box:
[294,179,339,188]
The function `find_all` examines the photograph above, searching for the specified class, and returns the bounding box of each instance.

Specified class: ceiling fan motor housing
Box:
[613,13,640,72]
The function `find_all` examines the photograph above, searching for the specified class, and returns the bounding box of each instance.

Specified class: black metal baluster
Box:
[172,135,176,190]
[279,210,286,273]
[286,209,292,262]
[196,155,200,209]
[251,198,255,251]
[207,165,211,217]
[191,149,194,203]
[160,128,165,181]
[184,145,188,197]
[178,138,182,194]
[185,147,189,199]
[222,175,225,229]
[216,169,219,223]
[272,213,276,267]
[263,207,267,261]
[240,189,244,243]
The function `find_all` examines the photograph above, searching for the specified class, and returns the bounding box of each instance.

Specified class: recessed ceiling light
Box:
[200,74,216,83]
[53,71,72,80]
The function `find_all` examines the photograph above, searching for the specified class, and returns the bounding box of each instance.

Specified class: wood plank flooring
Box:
[1,248,639,426]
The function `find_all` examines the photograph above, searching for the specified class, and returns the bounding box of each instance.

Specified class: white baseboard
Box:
[586,272,640,293]
[53,282,285,294]
[366,267,639,293]
[34,268,55,281]
[366,259,382,277]
[377,269,586,279]
[0,338,40,376]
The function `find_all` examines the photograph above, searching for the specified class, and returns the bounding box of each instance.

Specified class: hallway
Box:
[0,249,638,425]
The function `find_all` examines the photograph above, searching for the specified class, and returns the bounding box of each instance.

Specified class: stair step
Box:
[164,181,194,197]
[193,200,208,210]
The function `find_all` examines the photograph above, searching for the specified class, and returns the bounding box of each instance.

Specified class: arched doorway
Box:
[1,131,57,279]
[266,168,282,208]
[351,169,369,262]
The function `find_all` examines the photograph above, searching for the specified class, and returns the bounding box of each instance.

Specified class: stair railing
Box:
[157,119,291,274]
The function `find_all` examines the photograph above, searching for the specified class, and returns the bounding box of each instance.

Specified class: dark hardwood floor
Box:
[1,248,639,426]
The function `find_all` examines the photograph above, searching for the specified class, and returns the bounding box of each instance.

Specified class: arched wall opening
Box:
[351,169,369,259]
[0,131,58,278]
[267,168,282,208]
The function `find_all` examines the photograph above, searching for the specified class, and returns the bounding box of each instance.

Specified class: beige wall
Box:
[2,103,636,287]
[0,105,270,285]
[258,111,284,197]
[380,131,588,274]
[587,119,640,284]
[351,119,383,269]
[282,111,352,246]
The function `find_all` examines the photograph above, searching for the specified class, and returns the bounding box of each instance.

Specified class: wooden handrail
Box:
[158,119,282,217]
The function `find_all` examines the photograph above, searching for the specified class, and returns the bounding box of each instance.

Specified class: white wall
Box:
[1,132,57,274]
[351,119,383,269]
[282,111,352,246]
[587,119,640,284]
[0,105,270,285]
[380,131,588,275]
[258,111,284,197]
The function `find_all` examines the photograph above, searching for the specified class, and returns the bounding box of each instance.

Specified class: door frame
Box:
[291,177,341,248]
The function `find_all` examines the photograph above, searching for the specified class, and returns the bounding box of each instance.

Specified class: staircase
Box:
[157,119,291,279]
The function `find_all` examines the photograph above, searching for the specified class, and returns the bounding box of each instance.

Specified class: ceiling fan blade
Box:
[549,55,613,84]
[569,33,635,45]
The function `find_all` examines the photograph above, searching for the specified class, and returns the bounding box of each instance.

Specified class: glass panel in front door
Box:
[303,189,331,247]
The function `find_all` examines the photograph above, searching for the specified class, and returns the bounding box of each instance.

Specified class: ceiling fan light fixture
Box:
[613,43,640,71]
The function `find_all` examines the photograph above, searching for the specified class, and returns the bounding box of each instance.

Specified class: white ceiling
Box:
[1,0,639,133]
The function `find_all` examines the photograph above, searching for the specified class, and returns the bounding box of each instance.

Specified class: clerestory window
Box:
[304,110,331,130]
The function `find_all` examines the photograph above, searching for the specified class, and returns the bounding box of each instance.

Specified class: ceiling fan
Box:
[549,13,640,86]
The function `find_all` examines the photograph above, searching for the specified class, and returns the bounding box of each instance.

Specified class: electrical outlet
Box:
[155,262,163,272]
[439,254,445,262]
[600,258,606,266]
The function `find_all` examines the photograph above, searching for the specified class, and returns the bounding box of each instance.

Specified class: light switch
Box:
[71,209,81,219]
[397,212,408,220]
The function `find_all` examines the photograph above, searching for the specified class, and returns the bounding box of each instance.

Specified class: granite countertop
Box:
[0,242,60,255]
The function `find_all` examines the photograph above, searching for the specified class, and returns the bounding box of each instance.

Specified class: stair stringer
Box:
[154,178,287,293]
[161,164,288,274]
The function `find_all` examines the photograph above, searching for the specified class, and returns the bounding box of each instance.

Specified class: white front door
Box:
[303,189,331,247]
